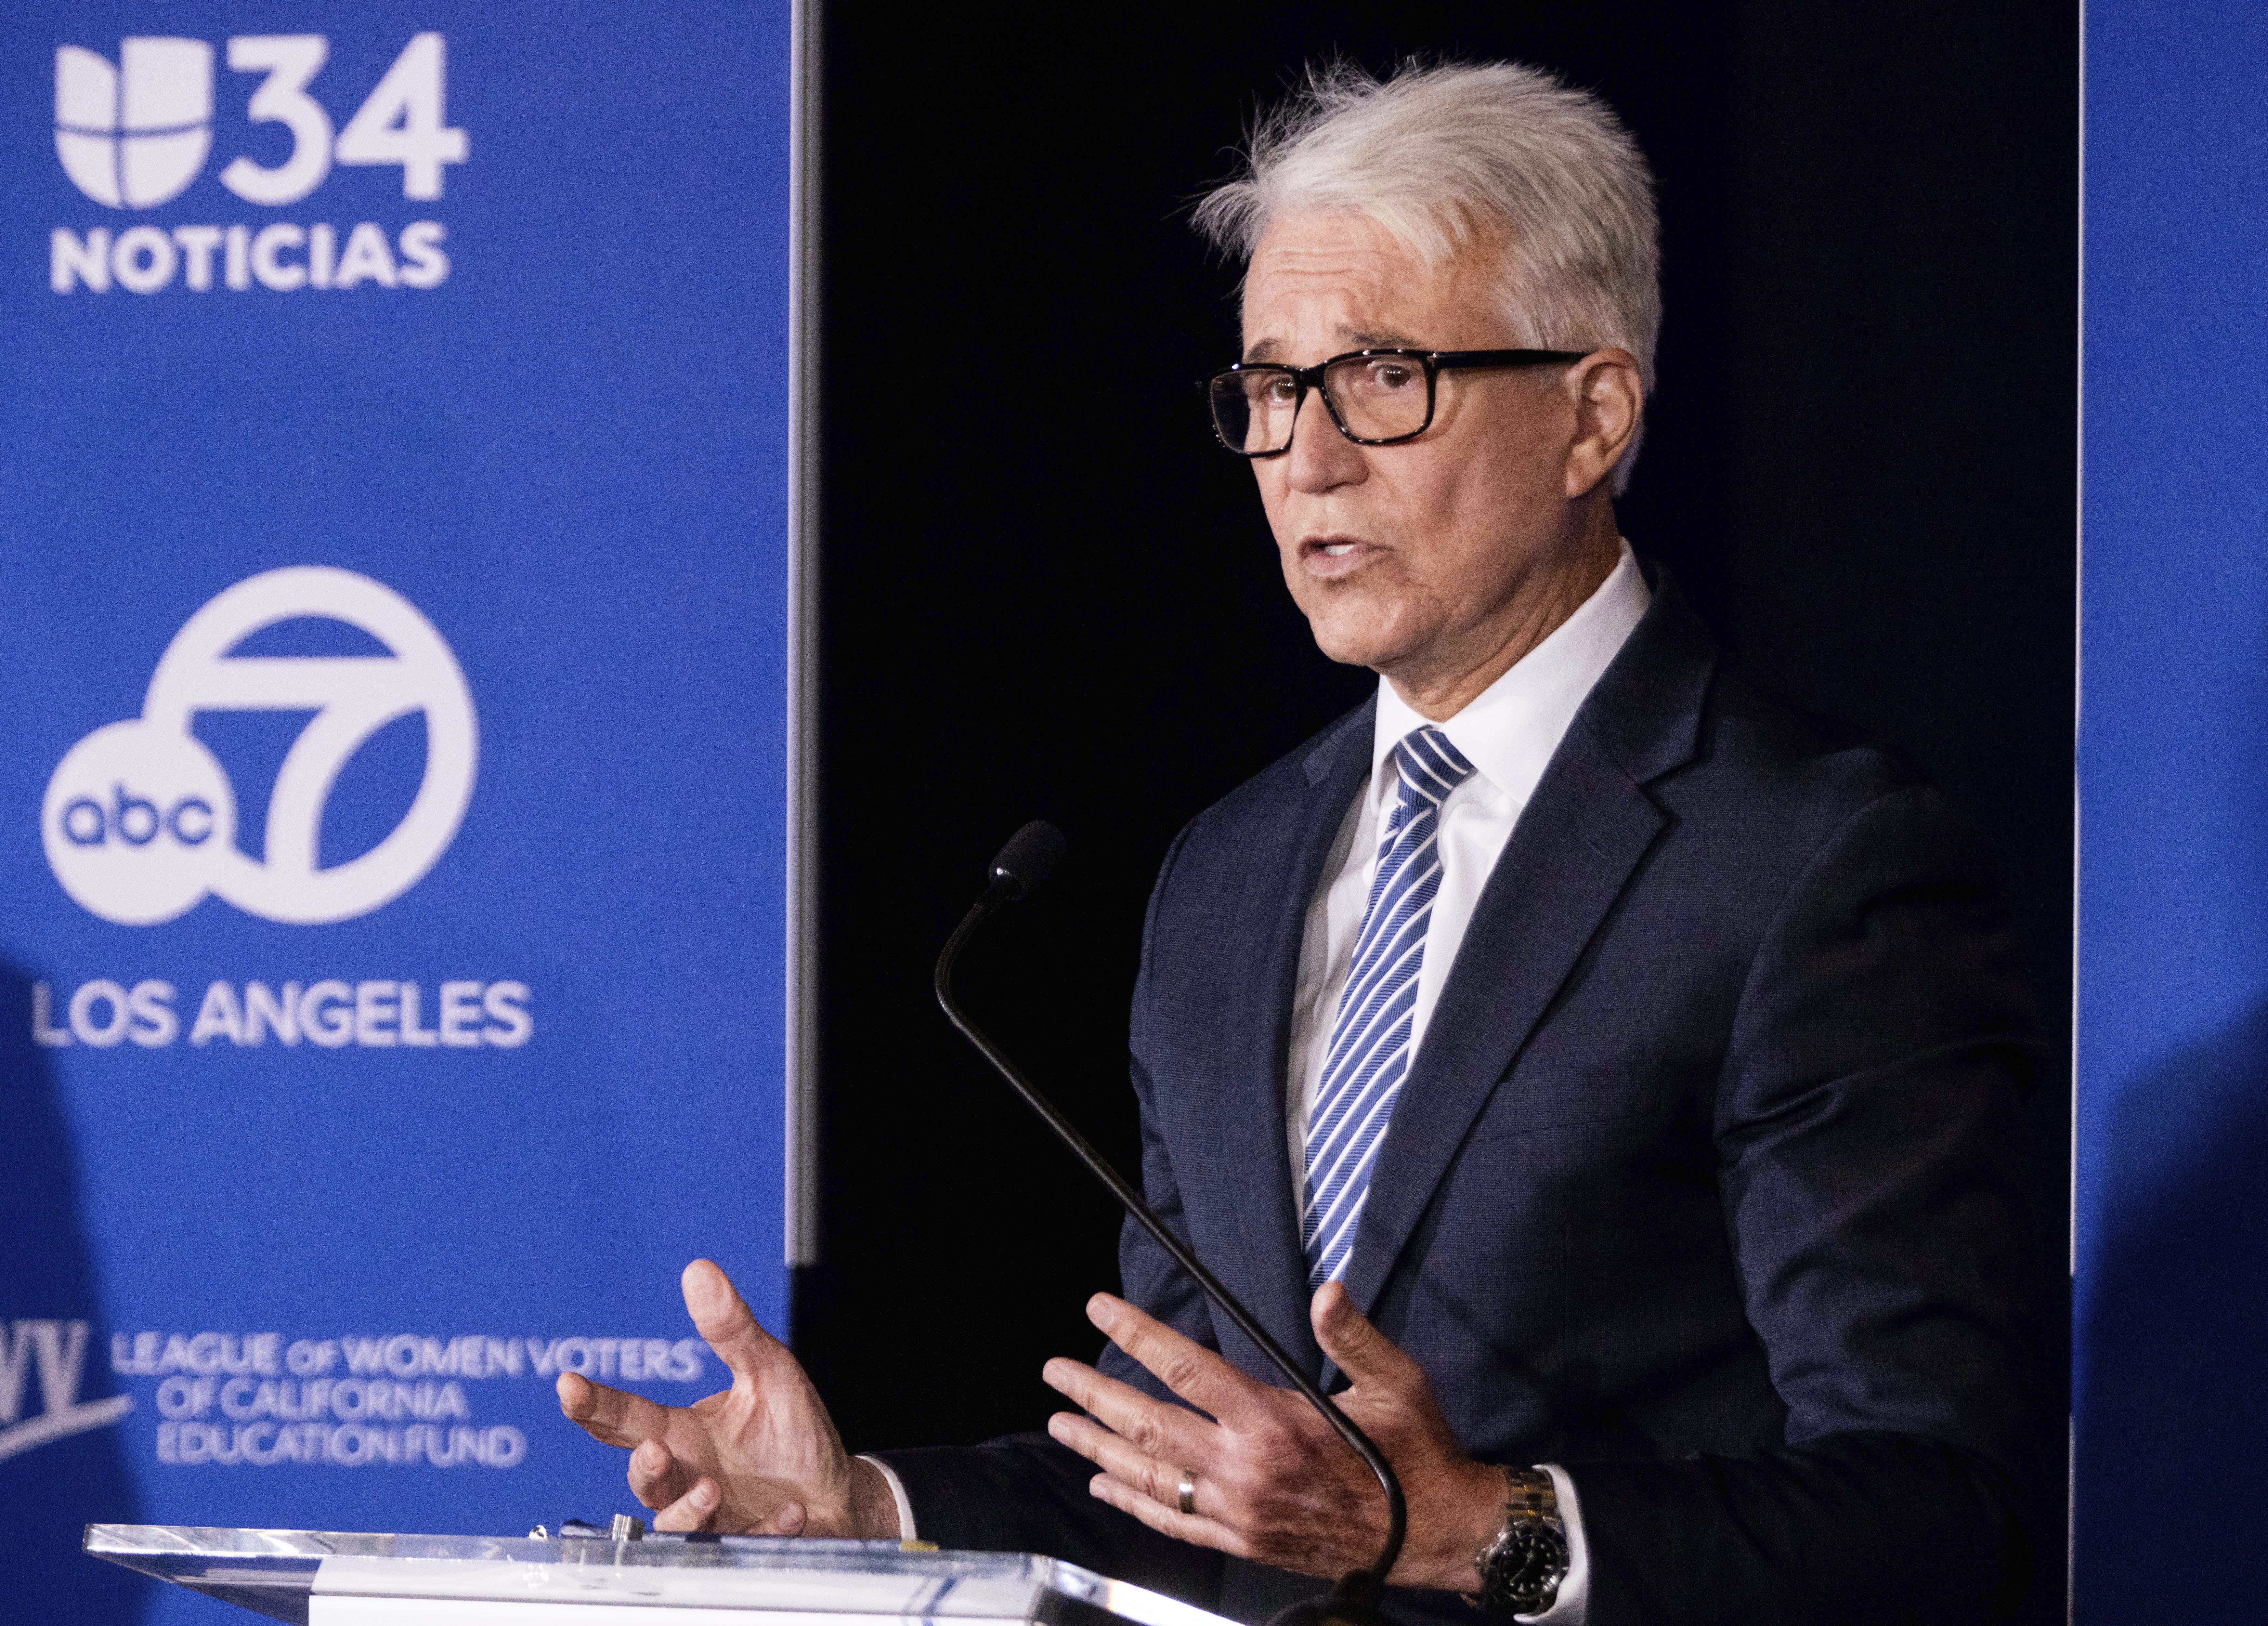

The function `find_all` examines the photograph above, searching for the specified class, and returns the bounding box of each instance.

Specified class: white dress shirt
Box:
[1284,540,1649,1624]
[877,542,1651,1622]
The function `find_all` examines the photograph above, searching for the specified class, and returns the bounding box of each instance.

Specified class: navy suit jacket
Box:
[882,572,2042,1624]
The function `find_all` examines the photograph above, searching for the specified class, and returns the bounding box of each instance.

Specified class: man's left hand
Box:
[1042,1281,1505,1589]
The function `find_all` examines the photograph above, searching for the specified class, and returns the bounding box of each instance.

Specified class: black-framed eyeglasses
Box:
[1203,347,1589,457]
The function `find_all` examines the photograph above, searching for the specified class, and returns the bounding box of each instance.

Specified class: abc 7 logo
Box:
[43,567,476,926]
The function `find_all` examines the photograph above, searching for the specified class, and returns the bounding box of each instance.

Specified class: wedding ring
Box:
[1176,1469,1198,1516]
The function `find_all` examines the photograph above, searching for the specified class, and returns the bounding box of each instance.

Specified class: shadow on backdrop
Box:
[2077,996,2268,1617]
[0,957,151,1624]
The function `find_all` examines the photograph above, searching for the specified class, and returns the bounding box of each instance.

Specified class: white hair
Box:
[1193,60,1661,492]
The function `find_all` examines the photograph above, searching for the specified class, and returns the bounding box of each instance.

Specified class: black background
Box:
[793,0,2075,1596]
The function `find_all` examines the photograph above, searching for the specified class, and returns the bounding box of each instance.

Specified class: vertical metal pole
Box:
[2068,3,2084,1616]
[784,0,824,1272]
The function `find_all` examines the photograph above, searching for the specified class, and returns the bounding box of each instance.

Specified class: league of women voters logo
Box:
[0,1321,132,1463]
[43,567,477,926]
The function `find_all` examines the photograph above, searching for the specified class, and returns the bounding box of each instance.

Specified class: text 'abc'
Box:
[45,567,478,927]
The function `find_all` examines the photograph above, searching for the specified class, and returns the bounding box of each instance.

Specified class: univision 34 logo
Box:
[50,32,462,295]
[44,568,478,926]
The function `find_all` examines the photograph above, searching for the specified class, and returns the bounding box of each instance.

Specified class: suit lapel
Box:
[1216,699,1374,1379]
[1339,576,1718,1321]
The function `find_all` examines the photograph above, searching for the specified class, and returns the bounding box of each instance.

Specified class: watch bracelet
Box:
[1464,1466,1569,1615]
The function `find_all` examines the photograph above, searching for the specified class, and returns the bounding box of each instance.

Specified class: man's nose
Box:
[1285,397,1368,493]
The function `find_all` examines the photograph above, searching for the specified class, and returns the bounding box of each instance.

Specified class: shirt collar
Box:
[1370,539,1651,811]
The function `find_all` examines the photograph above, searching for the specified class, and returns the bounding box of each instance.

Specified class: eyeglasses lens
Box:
[1325,354,1430,440]
[1210,370,1300,454]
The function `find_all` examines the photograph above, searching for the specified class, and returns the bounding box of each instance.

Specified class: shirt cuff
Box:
[1513,1464,1588,1624]
[857,1453,919,1542]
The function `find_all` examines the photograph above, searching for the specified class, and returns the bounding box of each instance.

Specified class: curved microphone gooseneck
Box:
[933,820,1405,1626]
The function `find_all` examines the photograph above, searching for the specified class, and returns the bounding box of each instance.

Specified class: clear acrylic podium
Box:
[85,1524,1239,1626]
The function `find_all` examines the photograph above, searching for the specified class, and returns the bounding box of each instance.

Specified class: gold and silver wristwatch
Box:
[1465,1466,1569,1616]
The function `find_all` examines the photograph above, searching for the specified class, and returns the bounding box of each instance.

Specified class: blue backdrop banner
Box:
[2077,0,2268,1613]
[0,6,792,1622]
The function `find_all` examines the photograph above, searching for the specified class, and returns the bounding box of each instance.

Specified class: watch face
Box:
[1483,1524,1571,1614]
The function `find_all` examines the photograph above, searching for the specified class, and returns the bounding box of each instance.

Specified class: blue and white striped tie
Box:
[1301,725,1478,1288]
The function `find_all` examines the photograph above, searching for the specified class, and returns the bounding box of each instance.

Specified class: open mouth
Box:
[1299,535,1375,578]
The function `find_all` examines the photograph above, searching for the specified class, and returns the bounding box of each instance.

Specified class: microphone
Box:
[986,817,1067,901]
[934,821,1405,1626]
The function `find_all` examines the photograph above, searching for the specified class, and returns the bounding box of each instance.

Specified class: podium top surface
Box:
[85,1524,1238,1626]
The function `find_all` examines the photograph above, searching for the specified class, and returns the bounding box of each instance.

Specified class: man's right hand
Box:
[556,1258,901,1538]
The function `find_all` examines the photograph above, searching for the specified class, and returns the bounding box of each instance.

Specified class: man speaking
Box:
[561,61,2040,1624]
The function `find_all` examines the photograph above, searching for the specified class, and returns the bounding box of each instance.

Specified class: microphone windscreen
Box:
[990,820,1067,899]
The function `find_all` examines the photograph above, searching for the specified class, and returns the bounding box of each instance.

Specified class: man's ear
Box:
[1563,348,1644,498]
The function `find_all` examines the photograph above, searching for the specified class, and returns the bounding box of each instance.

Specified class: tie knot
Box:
[1391,726,1477,810]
